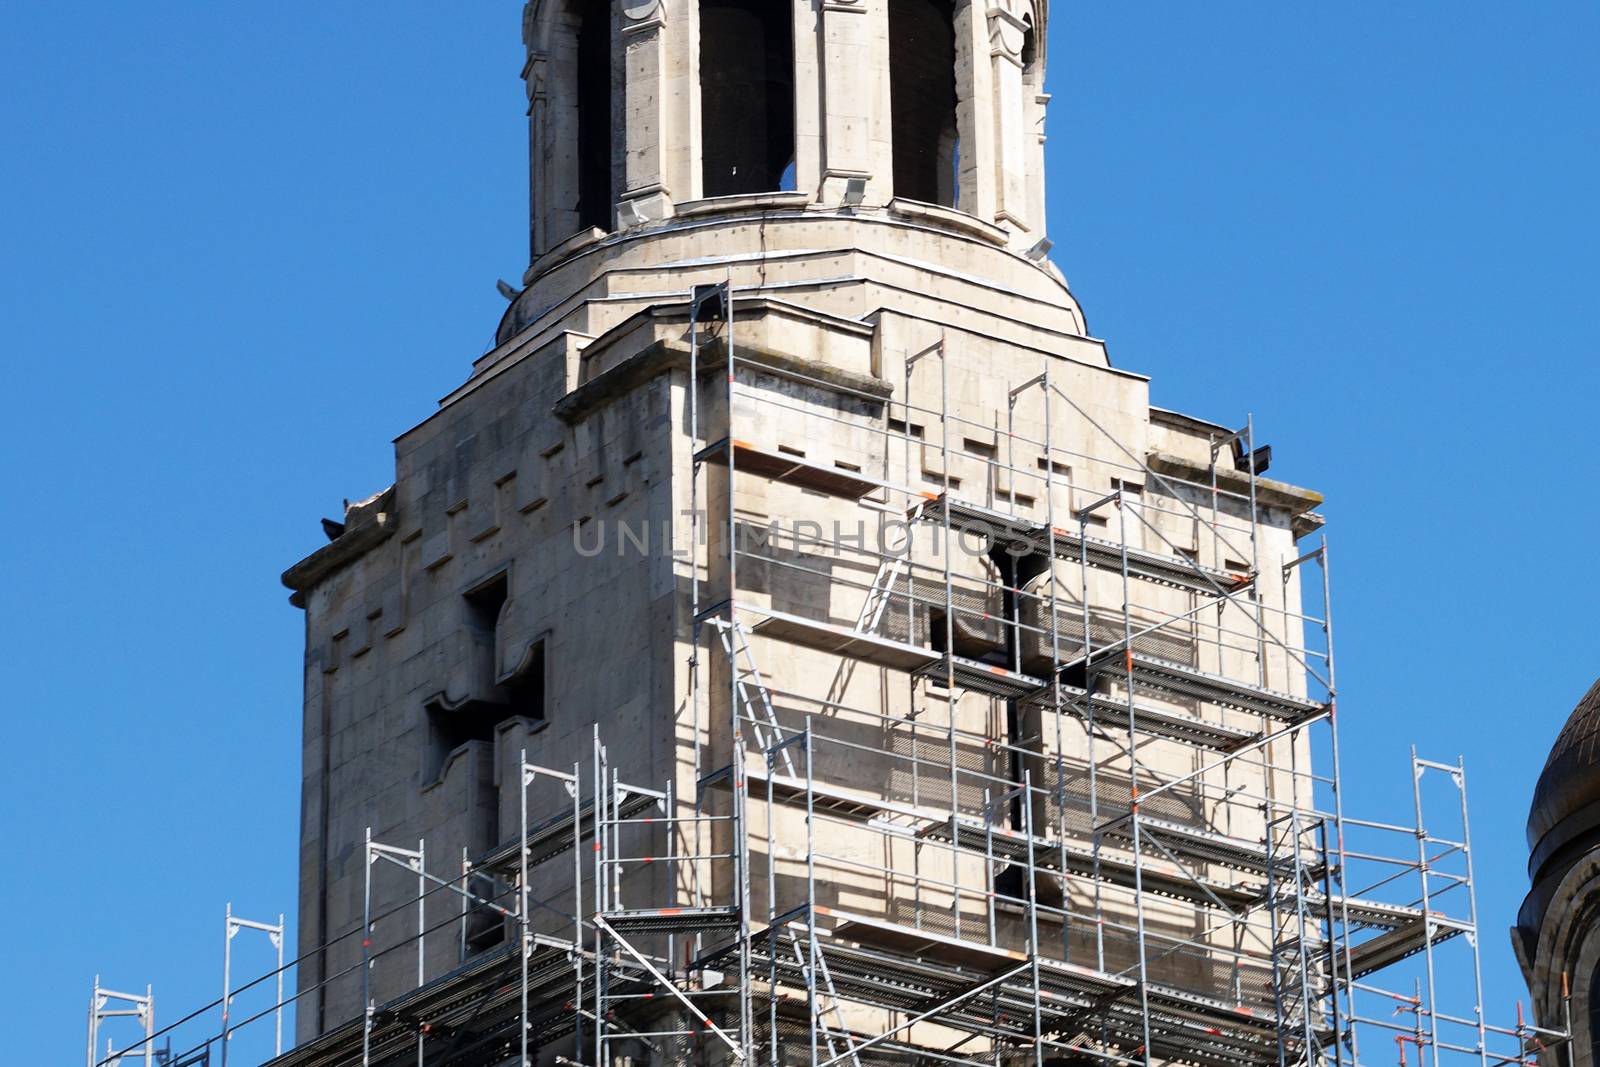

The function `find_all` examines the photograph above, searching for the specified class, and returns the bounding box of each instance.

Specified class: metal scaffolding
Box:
[89,283,1571,1067]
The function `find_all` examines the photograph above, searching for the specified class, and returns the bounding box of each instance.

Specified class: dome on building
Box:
[1518,675,1600,954]
[1515,676,1600,1066]
[1527,677,1600,862]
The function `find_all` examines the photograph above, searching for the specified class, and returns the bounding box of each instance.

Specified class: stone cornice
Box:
[282,487,398,604]
[1145,452,1324,538]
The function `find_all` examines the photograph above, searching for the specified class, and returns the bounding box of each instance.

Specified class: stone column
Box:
[620,0,675,225]
[988,5,1030,234]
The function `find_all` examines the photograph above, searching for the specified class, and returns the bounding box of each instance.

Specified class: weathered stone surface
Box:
[284,2,1325,1051]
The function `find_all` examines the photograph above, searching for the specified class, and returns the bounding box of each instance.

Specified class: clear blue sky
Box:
[2,3,1596,1062]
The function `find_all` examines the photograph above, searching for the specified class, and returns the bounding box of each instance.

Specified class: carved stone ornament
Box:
[988,7,1028,63]
[623,0,666,25]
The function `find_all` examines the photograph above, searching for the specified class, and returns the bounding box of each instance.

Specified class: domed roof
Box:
[1527,677,1600,855]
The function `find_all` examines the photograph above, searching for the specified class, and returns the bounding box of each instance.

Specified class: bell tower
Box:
[284,4,1331,1065]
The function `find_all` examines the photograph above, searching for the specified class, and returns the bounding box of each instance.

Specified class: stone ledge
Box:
[888,198,1011,246]
[282,487,397,604]
[522,226,608,287]
[673,190,813,218]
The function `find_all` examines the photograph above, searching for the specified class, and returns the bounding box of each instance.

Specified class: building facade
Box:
[272,5,1420,1067]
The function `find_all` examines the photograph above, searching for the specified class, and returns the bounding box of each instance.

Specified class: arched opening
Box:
[889,0,958,207]
[700,0,796,197]
[574,3,613,231]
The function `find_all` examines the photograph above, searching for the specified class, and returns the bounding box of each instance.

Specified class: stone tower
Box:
[281,4,1329,1065]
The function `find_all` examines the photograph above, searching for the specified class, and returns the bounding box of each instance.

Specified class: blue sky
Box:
[2,3,1596,1062]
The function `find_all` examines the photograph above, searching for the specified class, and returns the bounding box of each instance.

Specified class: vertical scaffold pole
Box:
[569,755,582,1062]
[1266,816,1289,1067]
[520,746,530,1067]
[1118,488,1154,1067]
[688,276,704,966]
[85,977,95,1067]
[417,837,426,1067]
[572,758,585,1063]
[1023,770,1044,1067]
[1082,492,1104,975]
[1246,414,1263,689]
[593,728,606,1067]
[1319,536,1358,1065]
[723,270,755,1066]
[1290,813,1318,1065]
[1410,747,1442,1067]
[459,848,470,964]
[933,335,960,943]
[221,903,232,1067]
[735,731,753,1064]
[1039,362,1070,967]
[275,913,285,1057]
[806,720,819,1067]
[1317,817,1345,1067]
[362,827,373,1067]
[766,736,778,1067]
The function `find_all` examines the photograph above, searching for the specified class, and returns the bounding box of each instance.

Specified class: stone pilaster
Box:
[987,5,1030,233]
[620,0,674,225]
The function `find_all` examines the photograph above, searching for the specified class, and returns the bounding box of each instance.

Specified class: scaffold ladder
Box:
[719,619,794,775]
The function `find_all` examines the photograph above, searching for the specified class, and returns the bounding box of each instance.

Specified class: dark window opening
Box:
[464,574,509,678]
[576,3,612,231]
[889,0,958,207]
[425,701,505,786]
[464,576,545,719]
[700,0,796,197]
